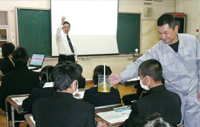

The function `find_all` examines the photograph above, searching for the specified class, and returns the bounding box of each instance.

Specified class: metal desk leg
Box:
[6,111,9,127]
[5,100,10,127]
[11,106,15,127]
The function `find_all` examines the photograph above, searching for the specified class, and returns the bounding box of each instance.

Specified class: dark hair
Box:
[157,14,177,29]
[53,61,81,91]
[63,21,71,27]
[93,65,112,85]
[139,59,162,82]
[77,64,83,74]
[39,65,54,87]
[12,47,29,67]
[134,113,177,127]
[2,42,15,57]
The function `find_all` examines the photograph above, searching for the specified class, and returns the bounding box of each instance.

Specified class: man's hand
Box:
[61,16,66,25]
[109,74,122,86]
[197,91,200,100]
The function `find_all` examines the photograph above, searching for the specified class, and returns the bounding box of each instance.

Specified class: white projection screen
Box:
[51,0,119,56]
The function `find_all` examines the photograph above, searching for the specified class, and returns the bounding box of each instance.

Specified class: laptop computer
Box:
[28,53,45,70]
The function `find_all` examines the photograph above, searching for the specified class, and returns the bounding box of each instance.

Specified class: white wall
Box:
[179,0,200,38]
[119,0,176,19]
[0,0,179,80]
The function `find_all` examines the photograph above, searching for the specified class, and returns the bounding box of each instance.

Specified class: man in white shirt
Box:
[56,16,77,63]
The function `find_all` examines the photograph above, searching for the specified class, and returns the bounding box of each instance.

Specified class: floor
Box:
[0,83,135,127]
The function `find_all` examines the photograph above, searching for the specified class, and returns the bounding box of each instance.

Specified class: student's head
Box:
[2,42,15,57]
[157,14,178,44]
[93,65,112,85]
[12,47,29,67]
[39,65,54,87]
[53,61,81,92]
[77,64,83,75]
[62,21,71,34]
[138,59,162,90]
[134,113,177,127]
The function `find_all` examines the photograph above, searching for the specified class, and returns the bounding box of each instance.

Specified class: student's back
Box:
[83,87,121,107]
[1,42,15,75]
[32,61,96,127]
[22,65,56,113]
[0,47,39,126]
[33,92,94,127]
[83,65,121,107]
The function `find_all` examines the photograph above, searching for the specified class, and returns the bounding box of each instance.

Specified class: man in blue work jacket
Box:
[110,14,200,127]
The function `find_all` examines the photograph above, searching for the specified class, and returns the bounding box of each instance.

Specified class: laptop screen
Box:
[29,54,45,67]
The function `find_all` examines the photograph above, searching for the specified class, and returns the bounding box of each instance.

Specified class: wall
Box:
[42,55,133,80]
[177,0,200,39]
[0,0,177,80]
[119,0,176,53]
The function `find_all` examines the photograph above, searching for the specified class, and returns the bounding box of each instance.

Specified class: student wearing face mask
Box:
[32,61,106,127]
[118,59,181,127]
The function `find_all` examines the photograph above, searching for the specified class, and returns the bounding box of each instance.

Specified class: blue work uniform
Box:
[120,34,200,127]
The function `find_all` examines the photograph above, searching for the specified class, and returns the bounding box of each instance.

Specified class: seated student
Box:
[134,113,177,127]
[22,65,56,113]
[83,65,121,107]
[77,64,86,88]
[123,79,164,105]
[1,42,15,75]
[32,61,106,127]
[122,83,147,105]
[0,47,40,127]
[117,59,181,127]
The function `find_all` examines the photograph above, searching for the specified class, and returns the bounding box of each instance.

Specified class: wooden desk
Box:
[24,103,127,127]
[95,104,131,126]
[5,94,29,127]
[24,114,35,127]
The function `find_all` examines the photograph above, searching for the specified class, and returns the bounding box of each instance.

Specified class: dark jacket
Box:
[120,85,181,127]
[0,66,39,120]
[78,75,86,88]
[22,87,55,113]
[33,92,95,127]
[1,56,15,75]
[83,86,121,107]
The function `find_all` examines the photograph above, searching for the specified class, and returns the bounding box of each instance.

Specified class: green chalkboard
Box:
[117,13,141,54]
[17,8,51,57]
[17,9,140,57]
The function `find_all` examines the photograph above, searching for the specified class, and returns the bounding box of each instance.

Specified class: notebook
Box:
[28,53,45,70]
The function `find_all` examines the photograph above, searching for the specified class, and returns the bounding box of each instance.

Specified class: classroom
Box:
[0,0,200,127]
[0,0,198,80]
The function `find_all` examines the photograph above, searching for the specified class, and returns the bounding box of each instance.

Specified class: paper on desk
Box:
[126,77,140,82]
[30,116,36,125]
[74,90,85,99]
[11,96,28,105]
[97,107,131,124]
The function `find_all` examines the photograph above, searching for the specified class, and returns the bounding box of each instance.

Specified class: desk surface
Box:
[24,104,127,127]
[95,104,131,126]
[6,94,29,114]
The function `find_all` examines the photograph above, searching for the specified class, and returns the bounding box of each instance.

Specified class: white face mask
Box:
[140,76,150,90]
[72,81,78,96]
